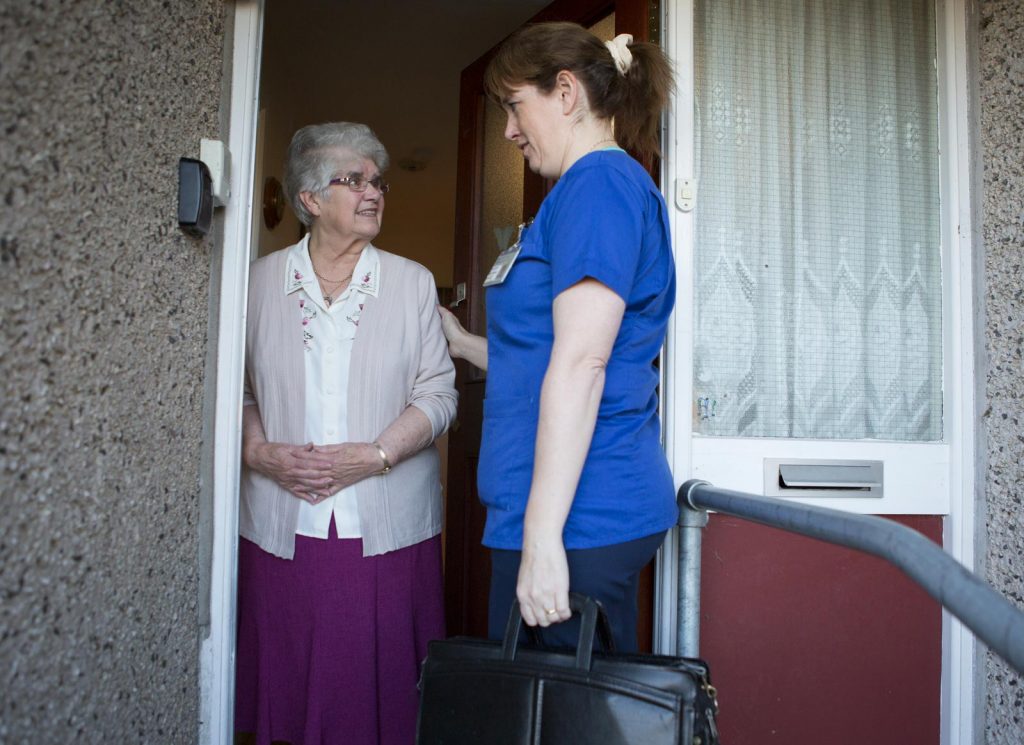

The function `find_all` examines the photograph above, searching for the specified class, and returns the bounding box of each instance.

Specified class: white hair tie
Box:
[604,34,634,76]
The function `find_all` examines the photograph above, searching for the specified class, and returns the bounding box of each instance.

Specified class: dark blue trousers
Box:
[488,531,667,654]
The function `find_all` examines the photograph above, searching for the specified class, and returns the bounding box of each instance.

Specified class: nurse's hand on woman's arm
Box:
[241,403,336,505]
[437,306,488,371]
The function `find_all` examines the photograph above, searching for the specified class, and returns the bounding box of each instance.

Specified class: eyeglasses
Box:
[327,174,390,194]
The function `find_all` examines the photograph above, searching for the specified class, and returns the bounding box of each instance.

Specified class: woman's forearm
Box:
[372,405,436,469]
[312,406,437,492]
[241,403,269,470]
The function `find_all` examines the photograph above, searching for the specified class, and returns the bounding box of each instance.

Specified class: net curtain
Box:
[692,0,942,441]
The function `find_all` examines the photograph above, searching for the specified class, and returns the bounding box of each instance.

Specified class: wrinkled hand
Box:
[516,537,571,628]
[311,442,381,493]
[248,442,335,505]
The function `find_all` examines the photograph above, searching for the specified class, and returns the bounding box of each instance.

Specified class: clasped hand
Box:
[250,441,379,505]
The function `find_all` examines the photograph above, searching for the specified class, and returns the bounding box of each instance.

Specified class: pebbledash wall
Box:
[0,0,1022,742]
[0,1,230,742]
[980,0,1024,741]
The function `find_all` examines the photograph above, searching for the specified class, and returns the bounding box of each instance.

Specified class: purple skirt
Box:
[235,521,444,745]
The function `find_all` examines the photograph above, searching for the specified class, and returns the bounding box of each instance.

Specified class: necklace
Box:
[589,137,618,151]
[322,286,348,306]
[312,265,353,284]
[315,270,353,307]
[311,263,354,306]
[321,279,352,306]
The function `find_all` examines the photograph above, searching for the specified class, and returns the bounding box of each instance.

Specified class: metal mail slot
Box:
[764,459,883,498]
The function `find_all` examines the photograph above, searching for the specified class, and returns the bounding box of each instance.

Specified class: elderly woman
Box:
[235,122,456,745]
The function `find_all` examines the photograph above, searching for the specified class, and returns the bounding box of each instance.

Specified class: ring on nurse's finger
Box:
[545,608,557,615]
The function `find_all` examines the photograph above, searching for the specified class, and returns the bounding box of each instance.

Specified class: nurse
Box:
[439,21,677,652]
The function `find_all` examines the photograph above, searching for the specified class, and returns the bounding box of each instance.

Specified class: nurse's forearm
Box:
[438,305,488,370]
[523,280,625,543]
[523,357,605,543]
[452,333,488,371]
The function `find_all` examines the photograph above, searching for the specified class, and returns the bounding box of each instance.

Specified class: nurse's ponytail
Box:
[484,22,674,160]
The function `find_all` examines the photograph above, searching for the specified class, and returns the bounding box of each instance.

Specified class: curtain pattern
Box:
[693,0,942,440]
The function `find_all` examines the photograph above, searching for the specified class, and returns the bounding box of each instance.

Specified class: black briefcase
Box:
[416,593,720,745]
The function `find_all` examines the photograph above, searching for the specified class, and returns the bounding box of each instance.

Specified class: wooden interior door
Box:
[444,0,658,646]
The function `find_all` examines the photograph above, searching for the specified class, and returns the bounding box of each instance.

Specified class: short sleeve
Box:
[545,165,646,301]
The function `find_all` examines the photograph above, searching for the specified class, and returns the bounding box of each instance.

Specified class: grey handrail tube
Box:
[678,479,1024,676]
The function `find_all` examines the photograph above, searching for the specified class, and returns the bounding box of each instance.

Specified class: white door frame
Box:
[199,2,264,744]
[936,0,982,740]
[655,0,979,742]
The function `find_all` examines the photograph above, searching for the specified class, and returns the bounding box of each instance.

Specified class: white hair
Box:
[283,122,389,226]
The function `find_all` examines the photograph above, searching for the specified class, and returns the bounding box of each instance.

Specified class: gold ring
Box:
[545,608,557,615]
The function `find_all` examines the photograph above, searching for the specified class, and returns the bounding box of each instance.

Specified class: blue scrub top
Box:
[479,150,678,550]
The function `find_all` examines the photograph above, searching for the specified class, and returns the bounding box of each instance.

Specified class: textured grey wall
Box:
[980,0,1024,741]
[0,1,227,741]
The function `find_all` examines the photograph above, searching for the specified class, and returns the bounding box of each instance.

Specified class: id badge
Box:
[482,244,521,287]
[483,218,532,287]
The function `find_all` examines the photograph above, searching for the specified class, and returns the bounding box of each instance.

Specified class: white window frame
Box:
[656,0,978,742]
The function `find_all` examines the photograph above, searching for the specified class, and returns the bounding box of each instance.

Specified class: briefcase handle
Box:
[500,592,616,671]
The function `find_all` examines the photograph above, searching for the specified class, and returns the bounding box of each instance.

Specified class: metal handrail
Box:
[676,479,1024,675]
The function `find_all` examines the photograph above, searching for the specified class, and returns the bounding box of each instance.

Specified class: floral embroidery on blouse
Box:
[346,303,365,327]
[286,267,308,295]
[286,242,379,351]
[352,267,378,295]
[299,297,317,351]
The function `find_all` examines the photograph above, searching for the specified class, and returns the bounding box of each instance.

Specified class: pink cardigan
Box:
[240,245,457,558]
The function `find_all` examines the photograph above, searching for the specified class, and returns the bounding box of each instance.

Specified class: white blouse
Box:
[283,236,381,539]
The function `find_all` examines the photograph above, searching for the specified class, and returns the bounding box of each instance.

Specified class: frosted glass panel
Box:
[479,95,524,330]
[693,0,942,441]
